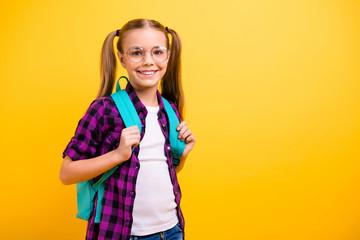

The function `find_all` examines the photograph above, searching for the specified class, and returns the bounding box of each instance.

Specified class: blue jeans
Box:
[130,222,183,240]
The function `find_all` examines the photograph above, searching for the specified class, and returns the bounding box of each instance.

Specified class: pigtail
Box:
[161,27,185,120]
[96,31,118,99]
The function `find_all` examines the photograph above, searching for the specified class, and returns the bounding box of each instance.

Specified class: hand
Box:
[115,125,140,163]
[177,121,196,159]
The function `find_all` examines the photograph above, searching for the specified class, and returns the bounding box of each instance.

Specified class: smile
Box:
[137,70,158,76]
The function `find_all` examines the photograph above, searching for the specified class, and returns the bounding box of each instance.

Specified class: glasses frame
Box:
[125,46,170,63]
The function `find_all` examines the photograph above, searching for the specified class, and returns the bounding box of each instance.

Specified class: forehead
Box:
[122,28,167,49]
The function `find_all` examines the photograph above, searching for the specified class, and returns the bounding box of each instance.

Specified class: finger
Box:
[124,133,141,141]
[130,138,140,147]
[121,129,141,141]
[185,134,195,144]
[123,136,141,147]
[124,125,140,132]
[180,129,191,141]
[122,126,140,136]
[123,131,141,138]
[176,121,187,131]
[178,125,189,139]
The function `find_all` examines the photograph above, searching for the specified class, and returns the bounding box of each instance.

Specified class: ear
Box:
[117,51,127,69]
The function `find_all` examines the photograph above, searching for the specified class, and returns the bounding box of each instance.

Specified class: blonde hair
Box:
[97,18,185,119]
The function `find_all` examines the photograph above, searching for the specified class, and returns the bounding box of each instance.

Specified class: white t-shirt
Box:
[130,106,178,236]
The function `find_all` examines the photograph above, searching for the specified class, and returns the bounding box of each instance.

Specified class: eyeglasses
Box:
[125,46,169,63]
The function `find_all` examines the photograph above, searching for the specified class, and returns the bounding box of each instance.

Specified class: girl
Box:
[60,19,195,240]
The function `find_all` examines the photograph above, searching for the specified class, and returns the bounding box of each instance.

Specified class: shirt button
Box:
[167,146,171,150]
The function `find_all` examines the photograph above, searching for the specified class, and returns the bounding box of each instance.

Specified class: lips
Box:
[137,70,158,76]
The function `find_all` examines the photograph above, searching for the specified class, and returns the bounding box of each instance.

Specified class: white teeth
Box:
[140,71,156,75]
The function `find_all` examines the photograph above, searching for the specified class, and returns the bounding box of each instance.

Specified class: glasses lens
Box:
[127,47,144,62]
[152,46,168,62]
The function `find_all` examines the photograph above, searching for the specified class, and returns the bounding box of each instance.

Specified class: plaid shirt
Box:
[63,83,185,240]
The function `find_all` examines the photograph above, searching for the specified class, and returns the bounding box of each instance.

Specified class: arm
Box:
[60,151,123,185]
[60,126,140,185]
[175,121,196,174]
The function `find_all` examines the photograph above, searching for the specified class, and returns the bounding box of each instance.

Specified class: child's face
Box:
[118,28,169,91]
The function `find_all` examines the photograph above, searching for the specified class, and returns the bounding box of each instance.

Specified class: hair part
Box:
[97,18,185,120]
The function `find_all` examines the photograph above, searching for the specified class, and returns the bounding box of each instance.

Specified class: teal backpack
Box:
[76,76,185,223]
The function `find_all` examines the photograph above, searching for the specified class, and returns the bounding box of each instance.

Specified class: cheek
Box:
[126,62,140,70]
[159,61,169,70]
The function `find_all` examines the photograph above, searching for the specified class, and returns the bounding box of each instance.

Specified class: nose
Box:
[142,51,154,65]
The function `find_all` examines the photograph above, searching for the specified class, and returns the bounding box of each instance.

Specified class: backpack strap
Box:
[111,90,142,136]
[162,97,185,166]
[112,76,142,137]
[92,77,142,223]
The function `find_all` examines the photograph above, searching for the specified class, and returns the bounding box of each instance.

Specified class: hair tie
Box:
[165,26,170,33]
[116,29,120,37]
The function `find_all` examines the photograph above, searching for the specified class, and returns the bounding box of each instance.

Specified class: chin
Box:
[133,79,160,89]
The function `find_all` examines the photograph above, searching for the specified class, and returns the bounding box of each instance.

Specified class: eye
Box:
[130,50,143,56]
[152,47,167,56]
[153,50,165,55]
[127,47,144,57]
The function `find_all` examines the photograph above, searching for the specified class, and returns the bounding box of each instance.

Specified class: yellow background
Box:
[1,0,359,239]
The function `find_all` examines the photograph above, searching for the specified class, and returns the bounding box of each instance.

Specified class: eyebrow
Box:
[129,46,143,50]
[129,45,166,49]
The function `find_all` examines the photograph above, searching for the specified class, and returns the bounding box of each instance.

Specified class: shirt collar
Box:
[125,83,167,115]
